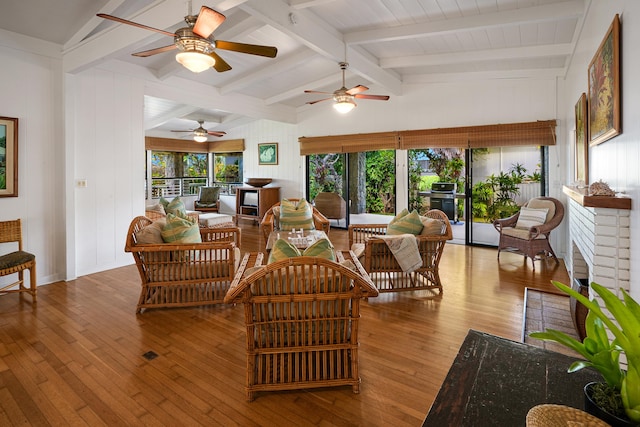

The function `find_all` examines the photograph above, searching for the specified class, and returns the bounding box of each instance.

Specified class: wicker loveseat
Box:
[260,199,331,240]
[348,209,453,294]
[225,252,378,401]
[125,216,241,313]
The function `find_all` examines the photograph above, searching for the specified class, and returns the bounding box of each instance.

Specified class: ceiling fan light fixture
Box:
[333,94,356,114]
[193,126,208,142]
[176,51,215,73]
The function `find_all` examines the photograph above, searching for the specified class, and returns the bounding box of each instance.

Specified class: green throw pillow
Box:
[389,208,409,225]
[387,210,424,235]
[161,213,202,243]
[164,197,186,217]
[279,198,315,231]
[268,238,301,263]
[302,238,335,261]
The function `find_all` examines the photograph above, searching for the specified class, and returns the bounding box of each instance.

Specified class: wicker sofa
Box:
[125,216,241,313]
[225,252,378,401]
[348,209,453,295]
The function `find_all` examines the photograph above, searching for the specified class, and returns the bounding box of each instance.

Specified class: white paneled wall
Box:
[560,1,640,299]
[0,32,66,286]
[70,68,145,278]
[224,119,303,199]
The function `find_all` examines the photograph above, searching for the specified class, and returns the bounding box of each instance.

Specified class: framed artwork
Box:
[588,14,621,147]
[258,142,278,165]
[0,116,18,197]
[574,93,589,186]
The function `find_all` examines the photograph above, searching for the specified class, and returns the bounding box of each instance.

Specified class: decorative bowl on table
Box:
[245,178,272,187]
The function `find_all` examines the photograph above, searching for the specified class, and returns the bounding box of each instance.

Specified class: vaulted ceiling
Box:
[0,0,586,140]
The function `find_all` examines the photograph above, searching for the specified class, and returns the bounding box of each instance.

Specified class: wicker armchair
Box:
[493,197,564,270]
[194,186,221,213]
[225,252,378,401]
[260,199,331,240]
[348,209,453,294]
[125,216,241,313]
[0,219,36,302]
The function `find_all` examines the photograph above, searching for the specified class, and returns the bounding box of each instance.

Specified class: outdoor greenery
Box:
[365,150,395,214]
[471,162,540,222]
[309,151,396,215]
[308,153,343,199]
[214,153,242,182]
[151,151,207,178]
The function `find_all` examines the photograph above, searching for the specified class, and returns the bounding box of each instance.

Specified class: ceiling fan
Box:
[97,5,277,73]
[304,62,390,113]
[172,120,226,142]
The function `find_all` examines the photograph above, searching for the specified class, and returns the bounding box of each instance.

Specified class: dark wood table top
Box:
[423,329,602,427]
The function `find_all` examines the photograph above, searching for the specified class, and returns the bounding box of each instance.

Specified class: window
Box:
[147,151,208,199]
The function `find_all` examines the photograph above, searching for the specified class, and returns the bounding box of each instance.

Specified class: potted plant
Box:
[530,281,640,426]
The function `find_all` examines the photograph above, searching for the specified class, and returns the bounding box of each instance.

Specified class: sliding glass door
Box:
[307,150,396,228]
[467,146,546,246]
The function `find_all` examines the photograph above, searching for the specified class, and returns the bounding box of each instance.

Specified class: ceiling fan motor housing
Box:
[174,28,214,54]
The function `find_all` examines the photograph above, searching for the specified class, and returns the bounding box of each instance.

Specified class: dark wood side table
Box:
[423,329,601,427]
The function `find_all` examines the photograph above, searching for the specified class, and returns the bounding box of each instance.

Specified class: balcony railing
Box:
[146,177,208,199]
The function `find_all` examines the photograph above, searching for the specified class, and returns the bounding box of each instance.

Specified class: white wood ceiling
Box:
[0,0,586,138]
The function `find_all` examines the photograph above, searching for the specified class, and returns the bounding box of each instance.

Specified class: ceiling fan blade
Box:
[209,51,232,72]
[132,44,177,57]
[215,40,277,58]
[346,85,369,95]
[96,13,176,37]
[354,94,390,101]
[193,6,226,39]
[304,90,333,95]
[207,131,226,137]
[307,98,332,105]
[171,130,194,133]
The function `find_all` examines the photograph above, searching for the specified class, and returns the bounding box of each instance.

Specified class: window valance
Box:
[299,120,556,154]
[145,137,245,153]
[299,132,398,155]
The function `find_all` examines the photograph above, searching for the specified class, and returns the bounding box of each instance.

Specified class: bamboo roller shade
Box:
[299,120,556,154]
[145,137,245,153]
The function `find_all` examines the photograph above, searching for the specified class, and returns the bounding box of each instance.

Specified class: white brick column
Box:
[568,198,631,296]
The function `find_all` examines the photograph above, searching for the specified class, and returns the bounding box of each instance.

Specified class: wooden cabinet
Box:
[235,186,280,224]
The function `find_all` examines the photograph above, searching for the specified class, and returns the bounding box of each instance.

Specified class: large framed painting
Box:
[258,142,278,165]
[588,14,621,147]
[575,93,589,186]
[0,116,18,197]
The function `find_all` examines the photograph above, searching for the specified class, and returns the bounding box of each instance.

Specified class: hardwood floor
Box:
[0,221,570,426]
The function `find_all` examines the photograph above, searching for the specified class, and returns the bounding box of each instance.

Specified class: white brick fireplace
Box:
[564,186,632,298]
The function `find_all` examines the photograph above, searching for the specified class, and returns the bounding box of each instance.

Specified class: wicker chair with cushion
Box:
[125,216,241,313]
[493,197,564,270]
[0,219,36,302]
[194,186,221,213]
[225,252,378,401]
[260,198,331,240]
[348,209,452,294]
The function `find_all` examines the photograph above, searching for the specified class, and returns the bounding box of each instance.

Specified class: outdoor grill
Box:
[430,182,457,221]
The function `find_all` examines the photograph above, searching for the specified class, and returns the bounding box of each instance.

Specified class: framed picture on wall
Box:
[588,14,621,147]
[575,93,589,186]
[0,116,18,197]
[258,143,278,165]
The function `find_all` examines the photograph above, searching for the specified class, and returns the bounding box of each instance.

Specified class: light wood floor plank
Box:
[0,222,570,426]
